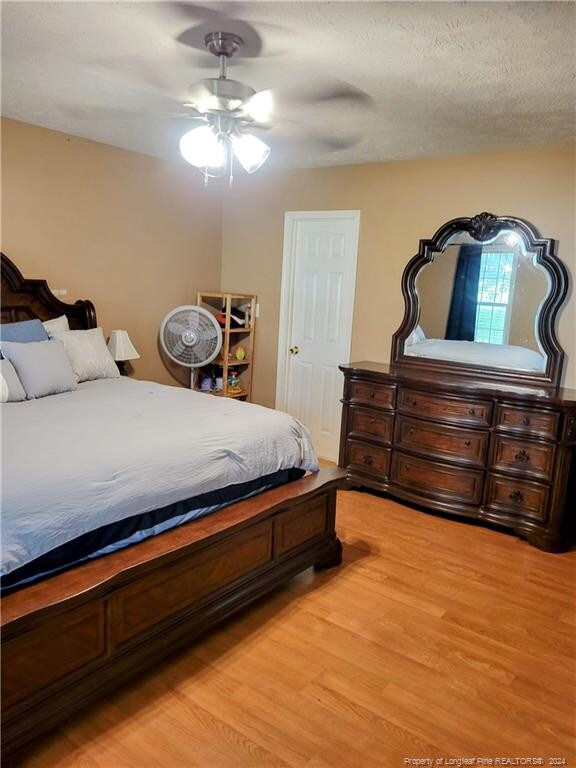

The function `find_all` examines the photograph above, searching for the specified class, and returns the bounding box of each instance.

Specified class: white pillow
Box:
[1,340,77,399]
[51,328,120,382]
[0,359,27,402]
[406,324,426,347]
[43,315,70,335]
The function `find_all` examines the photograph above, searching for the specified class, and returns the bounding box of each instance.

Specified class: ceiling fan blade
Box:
[291,134,361,153]
[156,2,289,59]
[184,82,215,112]
[160,2,248,26]
[168,116,206,126]
[177,21,263,59]
[86,54,182,95]
[178,104,207,117]
[270,121,362,153]
[270,79,375,116]
[304,83,375,108]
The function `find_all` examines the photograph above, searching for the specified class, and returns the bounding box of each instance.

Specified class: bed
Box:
[404,337,546,371]
[0,253,345,760]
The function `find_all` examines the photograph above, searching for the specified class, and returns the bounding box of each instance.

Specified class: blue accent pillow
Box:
[0,319,49,343]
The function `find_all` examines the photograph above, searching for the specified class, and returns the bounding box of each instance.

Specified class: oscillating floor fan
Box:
[160,305,223,387]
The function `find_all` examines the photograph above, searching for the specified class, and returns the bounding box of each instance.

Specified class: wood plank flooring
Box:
[21,490,576,767]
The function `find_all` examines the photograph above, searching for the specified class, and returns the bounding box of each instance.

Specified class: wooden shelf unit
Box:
[193,291,256,401]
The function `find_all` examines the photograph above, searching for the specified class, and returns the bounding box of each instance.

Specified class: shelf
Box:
[195,389,247,399]
[196,290,256,403]
[200,292,253,300]
[213,358,251,367]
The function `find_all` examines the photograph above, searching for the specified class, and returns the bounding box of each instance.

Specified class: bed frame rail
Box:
[2,468,344,760]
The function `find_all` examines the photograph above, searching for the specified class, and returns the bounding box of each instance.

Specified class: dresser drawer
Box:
[395,415,488,467]
[490,435,555,481]
[345,440,391,478]
[399,388,491,427]
[348,406,394,444]
[348,380,396,409]
[391,451,483,504]
[495,404,559,440]
[485,474,549,522]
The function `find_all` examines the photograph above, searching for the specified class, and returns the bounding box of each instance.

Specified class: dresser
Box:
[339,362,576,551]
[337,212,575,550]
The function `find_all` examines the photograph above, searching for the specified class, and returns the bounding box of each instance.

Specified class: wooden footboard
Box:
[1,468,345,761]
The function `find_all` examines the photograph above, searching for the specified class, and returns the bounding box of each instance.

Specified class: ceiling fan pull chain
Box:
[229,153,234,188]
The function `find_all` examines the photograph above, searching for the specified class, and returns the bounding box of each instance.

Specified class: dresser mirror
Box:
[392,213,568,388]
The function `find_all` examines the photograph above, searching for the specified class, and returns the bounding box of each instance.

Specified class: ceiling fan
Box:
[177,29,373,184]
[178,31,273,182]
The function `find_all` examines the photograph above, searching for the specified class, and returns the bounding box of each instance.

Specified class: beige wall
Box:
[222,143,576,406]
[1,118,222,385]
[416,245,460,340]
[508,253,549,352]
[3,120,573,400]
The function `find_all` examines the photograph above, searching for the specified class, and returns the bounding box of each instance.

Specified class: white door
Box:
[276,211,360,461]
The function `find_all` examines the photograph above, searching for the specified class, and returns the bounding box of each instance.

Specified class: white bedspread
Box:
[405,338,545,371]
[1,378,318,577]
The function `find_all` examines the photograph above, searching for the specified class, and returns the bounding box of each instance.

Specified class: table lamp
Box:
[108,330,139,375]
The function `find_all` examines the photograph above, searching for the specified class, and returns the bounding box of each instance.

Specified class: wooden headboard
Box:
[1,252,97,330]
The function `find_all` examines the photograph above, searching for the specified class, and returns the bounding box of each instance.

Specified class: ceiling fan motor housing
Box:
[200,77,256,111]
[204,32,244,58]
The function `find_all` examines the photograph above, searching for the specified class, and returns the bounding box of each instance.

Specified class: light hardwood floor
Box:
[23,490,576,767]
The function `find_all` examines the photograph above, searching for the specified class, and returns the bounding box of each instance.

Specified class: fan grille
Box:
[160,306,222,367]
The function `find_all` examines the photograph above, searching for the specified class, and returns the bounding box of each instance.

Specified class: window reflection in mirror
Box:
[406,230,550,373]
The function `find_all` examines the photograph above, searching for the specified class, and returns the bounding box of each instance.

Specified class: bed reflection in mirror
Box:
[405,229,550,372]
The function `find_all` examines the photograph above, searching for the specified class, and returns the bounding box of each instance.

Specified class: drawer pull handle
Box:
[409,398,418,406]
[369,391,376,399]
[522,416,531,426]
[514,449,530,464]
[464,440,471,447]
[508,489,524,503]
[363,455,373,466]
[468,408,476,416]
[370,418,377,425]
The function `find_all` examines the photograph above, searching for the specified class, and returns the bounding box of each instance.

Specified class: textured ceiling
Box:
[2,1,575,170]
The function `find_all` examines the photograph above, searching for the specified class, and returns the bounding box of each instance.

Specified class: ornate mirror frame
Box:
[391,212,569,389]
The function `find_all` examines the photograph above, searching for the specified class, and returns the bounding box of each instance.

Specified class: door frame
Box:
[275,210,361,412]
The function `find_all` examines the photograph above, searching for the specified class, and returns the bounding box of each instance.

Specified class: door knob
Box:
[289,346,300,355]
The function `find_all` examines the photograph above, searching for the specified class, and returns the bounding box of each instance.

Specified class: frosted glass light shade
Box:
[108,330,140,361]
[231,133,270,173]
[179,126,226,169]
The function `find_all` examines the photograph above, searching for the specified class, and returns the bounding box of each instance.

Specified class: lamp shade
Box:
[231,133,270,173]
[108,330,140,361]
[179,126,226,169]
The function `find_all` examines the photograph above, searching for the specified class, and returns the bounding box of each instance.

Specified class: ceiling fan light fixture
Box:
[231,133,270,173]
[179,125,226,169]
[179,31,278,183]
